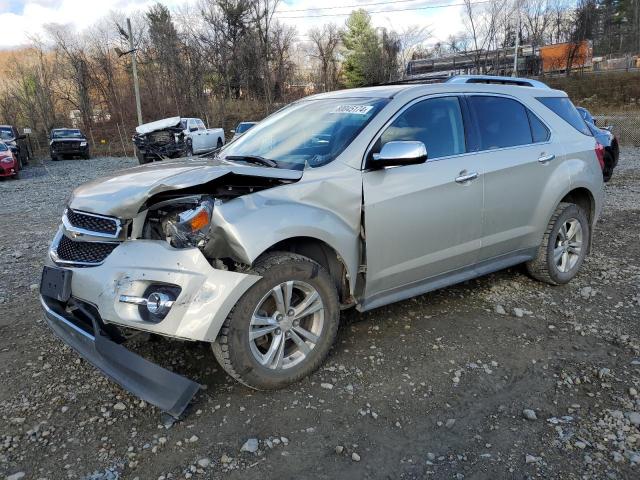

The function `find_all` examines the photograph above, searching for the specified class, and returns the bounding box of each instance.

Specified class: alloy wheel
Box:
[249,280,324,370]
[553,218,583,273]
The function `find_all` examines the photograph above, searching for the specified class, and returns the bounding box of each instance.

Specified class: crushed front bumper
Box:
[49,234,260,341]
[40,295,200,418]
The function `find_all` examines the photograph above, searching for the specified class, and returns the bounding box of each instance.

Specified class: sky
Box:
[0,0,466,49]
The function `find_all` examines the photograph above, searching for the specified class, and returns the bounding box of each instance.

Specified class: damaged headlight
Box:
[165,199,214,248]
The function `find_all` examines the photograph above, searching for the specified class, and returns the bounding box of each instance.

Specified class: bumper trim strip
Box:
[40,295,201,418]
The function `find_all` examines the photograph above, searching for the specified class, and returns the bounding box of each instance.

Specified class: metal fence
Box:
[593,111,640,146]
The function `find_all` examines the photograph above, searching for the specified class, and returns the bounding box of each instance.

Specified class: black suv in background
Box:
[49,128,90,161]
[0,125,29,167]
[576,107,619,182]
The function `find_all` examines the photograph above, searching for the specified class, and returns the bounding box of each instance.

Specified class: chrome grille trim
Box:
[50,230,119,267]
[62,208,122,239]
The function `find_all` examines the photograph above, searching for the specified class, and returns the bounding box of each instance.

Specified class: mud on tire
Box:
[212,251,340,390]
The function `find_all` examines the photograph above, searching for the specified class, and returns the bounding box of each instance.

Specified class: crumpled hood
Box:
[69,158,303,218]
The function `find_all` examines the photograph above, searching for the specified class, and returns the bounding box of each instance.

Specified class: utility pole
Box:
[512,0,521,77]
[127,18,143,126]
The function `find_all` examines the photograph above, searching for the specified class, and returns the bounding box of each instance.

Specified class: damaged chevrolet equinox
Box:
[40,75,604,417]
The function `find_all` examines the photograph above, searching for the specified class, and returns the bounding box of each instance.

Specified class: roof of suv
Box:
[310,75,566,99]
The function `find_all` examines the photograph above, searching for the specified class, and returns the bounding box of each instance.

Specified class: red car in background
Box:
[0,141,19,179]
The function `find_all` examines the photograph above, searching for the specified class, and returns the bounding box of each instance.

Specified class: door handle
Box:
[455,171,478,183]
[538,153,555,163]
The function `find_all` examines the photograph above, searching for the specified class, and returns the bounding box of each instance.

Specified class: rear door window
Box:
[468,96,532,149]
[378,96,466,160]
[536,97,591,136]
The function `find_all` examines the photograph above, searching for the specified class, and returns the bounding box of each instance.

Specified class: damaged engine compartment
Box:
[140,174,300,271]
[132,124,186,163]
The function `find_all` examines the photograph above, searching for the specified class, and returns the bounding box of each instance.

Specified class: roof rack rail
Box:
[374,74,451,86]
[445,75,550,89]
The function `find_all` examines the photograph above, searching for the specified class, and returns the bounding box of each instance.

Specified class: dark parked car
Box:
[0,125,29,167]
[576,107,619,182]
[49,128,90,161]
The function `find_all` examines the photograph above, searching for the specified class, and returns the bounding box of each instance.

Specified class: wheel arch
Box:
[560,187,595,225]
[262,236,354,306]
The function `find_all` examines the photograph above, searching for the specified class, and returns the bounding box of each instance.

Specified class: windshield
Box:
[0,129,13,140]
[220,98,388,169]
[53,129,83,139]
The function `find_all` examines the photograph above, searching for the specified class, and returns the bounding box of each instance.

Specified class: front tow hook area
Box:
[40,296,201,418]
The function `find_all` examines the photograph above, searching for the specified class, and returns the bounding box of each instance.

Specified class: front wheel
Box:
[526,202,590,285]
[213,252,339,390]
[217,138,223,149]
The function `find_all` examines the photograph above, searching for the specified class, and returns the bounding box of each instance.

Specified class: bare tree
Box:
[308,24,342,92]
[397,25,431,76]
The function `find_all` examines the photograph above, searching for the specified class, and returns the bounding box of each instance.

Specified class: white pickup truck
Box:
[133,116,225,164]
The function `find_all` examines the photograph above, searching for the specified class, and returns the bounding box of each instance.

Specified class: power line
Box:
[277,1,489,19]
[277,0,435,13]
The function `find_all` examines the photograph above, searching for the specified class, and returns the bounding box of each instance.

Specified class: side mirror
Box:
[592,118,598,126]
[230,129,235,134]
[371,141,427,168]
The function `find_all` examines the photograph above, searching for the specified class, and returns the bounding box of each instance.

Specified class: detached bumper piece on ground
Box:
[39,291,200,419]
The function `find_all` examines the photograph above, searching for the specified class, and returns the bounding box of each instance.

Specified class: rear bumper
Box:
[40,295,200,418]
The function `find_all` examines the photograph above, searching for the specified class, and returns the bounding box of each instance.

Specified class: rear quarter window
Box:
[536,97,591,136]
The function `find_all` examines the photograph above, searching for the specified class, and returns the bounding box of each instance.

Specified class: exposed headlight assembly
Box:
[165,199,214,248]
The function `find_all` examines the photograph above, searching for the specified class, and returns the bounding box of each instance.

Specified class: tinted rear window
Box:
[536,97,591,136]
[468,96,532,149]
[527,110,550,143]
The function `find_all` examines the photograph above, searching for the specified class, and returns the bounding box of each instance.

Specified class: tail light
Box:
[595,143,605,170]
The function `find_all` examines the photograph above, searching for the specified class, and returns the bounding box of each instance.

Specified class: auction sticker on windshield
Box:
[331,105,374,115]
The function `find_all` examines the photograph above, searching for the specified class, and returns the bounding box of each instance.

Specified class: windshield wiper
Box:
[224,155,278,168]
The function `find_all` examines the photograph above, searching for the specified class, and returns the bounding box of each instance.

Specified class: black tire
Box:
[186,140,194,157]
[603,152,614,182]
[217,138,223,149]
[526,202,590,285]
[213,252,340,390]
[51,154,58,162]
[12,171,19,180]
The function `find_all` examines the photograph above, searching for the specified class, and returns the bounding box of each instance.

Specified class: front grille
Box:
[65,209,119,236]
[56,235,118,265]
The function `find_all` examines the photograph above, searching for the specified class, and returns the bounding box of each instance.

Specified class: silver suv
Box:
[40,75,604,417]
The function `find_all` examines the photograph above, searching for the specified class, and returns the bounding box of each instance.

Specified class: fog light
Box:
[146,292,174,315]
[119,284,181,323]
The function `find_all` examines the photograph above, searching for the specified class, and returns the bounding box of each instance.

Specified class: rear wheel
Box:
[213,252,339,390]
[526,202,590,285]
[51,154,58,162]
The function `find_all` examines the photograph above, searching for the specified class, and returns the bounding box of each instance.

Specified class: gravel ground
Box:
[1,152,639,480]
